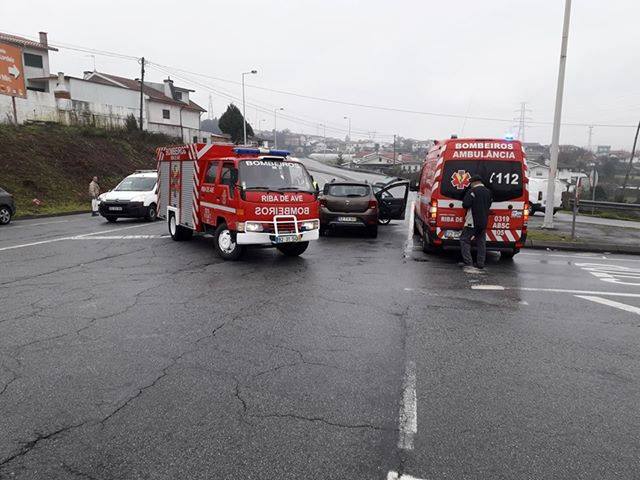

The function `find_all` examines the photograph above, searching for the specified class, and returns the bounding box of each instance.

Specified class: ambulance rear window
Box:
[440,160,523,202]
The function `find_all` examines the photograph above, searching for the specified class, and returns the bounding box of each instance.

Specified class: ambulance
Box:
[156,144,320,260]
[413,138,529,258]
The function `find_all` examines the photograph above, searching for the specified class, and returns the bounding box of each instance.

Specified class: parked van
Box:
[98,170,158,222]
[528,177,564,215]
[414,138,529,258]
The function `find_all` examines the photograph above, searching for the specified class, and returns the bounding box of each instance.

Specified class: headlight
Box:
[245,222,264,232]
[300,220,319,231]
[97,194,105,202]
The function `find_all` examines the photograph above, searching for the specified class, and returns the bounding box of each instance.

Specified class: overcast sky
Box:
[4,0,639,148]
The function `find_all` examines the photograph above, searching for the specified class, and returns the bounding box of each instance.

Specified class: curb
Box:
[14,210,92,221]
[525,240,640,255]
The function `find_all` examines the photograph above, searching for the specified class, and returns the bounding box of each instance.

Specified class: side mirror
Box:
[322,185,330,195]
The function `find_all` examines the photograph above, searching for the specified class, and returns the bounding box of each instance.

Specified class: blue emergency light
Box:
[233,147,290,157]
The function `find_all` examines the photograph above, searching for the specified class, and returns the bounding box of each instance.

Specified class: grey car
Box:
[0,187,16,225]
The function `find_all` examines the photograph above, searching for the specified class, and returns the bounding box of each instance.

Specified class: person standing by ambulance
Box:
[89,176,100,217]
[460,175,492,269]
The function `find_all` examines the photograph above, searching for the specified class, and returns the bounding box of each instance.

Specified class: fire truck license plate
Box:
[272,234,302,244]
[109,207,123,211]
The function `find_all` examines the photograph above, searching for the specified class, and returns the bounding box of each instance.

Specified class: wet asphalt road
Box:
[1,212,640,479]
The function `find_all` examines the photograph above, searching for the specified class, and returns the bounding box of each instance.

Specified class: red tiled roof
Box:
[0,32,58,51]
[86,72,205,112]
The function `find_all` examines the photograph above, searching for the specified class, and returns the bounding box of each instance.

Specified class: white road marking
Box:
[520,252,640,263]
[0,223,155,252]
[576,263,640,286]
[472,285,640,298]
[71,235,166,240]
[404,201,416,258]
[9,219,70,229]
[575,295,640,315]
[387,471,425,480]
[398,360,417,450]
[519,300,529,305]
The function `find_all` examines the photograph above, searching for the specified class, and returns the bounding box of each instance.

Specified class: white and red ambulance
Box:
[414,138,529,258]
[156,144,320,260]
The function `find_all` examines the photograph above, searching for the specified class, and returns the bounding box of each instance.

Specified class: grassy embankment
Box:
[0,123,177,217]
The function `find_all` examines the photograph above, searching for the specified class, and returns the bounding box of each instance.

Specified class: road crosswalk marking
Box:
[575,295,640,315]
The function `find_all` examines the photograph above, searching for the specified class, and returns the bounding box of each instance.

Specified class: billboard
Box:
[0,42,26,98]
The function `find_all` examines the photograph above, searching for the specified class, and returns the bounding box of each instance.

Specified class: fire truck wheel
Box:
[213,223,243,260]
[276,241,309,257]
[105,216,118,223]
[169,214,193,241]
[146,204,158,222]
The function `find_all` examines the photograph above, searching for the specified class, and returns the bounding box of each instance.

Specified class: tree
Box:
[200,118,222,134]
[218,104,253,143]
[124,114,138,132]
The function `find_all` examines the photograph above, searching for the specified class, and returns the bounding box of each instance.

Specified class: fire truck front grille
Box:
[262,221,298,234]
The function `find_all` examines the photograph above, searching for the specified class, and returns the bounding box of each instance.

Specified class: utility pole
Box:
[393,134,397,165]
[543,0,572,229]
[321,123,327,158]
[587,125,594,151]
[138,57,145,131]
[242,69,257,145]
[620,119,640,201]
[515,102,531,142]
[273,107,284,148]
[208,95,214,121]
[343,116,351,142]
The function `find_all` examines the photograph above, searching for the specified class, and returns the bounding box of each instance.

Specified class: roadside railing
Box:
[567,199,640,218]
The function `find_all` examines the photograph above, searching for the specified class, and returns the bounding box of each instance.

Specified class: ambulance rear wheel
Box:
[421,228,438,254]
[501,249,519,260]
[169,214,193,241]
[214,223,243,260]
[276,241,309,257]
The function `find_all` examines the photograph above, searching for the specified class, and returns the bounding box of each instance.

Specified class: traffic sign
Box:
[0,42,26,98]
[589,169,599,189]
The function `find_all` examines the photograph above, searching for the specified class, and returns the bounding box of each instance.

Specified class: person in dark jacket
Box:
[460,175,492,268]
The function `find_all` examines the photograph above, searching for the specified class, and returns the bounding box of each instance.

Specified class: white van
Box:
[98,170,158,222]
[528,177,564,215]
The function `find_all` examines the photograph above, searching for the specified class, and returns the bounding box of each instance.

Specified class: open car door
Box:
[375,180,410,220]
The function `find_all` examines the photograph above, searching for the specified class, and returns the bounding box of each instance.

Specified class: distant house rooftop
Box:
[0,32,58,51]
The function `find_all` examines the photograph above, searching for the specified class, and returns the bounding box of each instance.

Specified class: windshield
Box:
[115,176,157,192]
[440,160,523,202]
[325,184,370,197]
[239,159,314,192]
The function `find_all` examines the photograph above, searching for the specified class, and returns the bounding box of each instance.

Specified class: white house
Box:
[0,31,58,123]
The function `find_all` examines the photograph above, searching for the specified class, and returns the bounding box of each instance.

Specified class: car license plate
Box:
[444,230,461,239]
[109,206,123,211]
[272,234,301,244]
[337,216,357,222]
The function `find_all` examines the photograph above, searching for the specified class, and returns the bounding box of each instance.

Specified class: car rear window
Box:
[325,184,370,197]
[440,160,523,202]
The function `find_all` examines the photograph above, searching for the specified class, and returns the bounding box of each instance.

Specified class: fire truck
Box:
[156,144,320,260]
[413,138,529,258]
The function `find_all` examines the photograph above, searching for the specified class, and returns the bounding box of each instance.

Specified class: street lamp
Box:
[242,69,257,145]
[273,107,284,148]
[343,116,351,142]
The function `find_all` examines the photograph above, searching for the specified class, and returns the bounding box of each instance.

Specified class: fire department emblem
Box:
[170,163,181,190]
[451,170,471,190]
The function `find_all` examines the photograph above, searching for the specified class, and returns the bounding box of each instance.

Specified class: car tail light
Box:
[368,199,378,209]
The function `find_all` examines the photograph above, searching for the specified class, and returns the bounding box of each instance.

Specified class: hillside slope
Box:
[0,123,177,216]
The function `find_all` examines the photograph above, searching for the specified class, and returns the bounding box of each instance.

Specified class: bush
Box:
[124,114,139,132]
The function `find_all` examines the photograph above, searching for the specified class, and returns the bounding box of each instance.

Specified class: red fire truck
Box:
[414,138,529,258]
[156,144,320,260]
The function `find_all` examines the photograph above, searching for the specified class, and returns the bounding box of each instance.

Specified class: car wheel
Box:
[0,206,12,225]
[276,241,309,257]
[214,223,243,260]
[168,213,193,241]
[105,216,118,223]
[146,203,158,222]
[501,249,519,260]
[367,225,378,238]
[378,217,392,225]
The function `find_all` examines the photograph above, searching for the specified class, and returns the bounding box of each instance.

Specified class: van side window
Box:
[220,163,238,198]
[204,162,217,183]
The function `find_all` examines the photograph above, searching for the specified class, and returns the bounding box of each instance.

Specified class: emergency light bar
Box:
[234,147,290,157]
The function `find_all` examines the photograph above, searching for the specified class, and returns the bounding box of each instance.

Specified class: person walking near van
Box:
[89,176,100,216]
[460,175,492,269]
